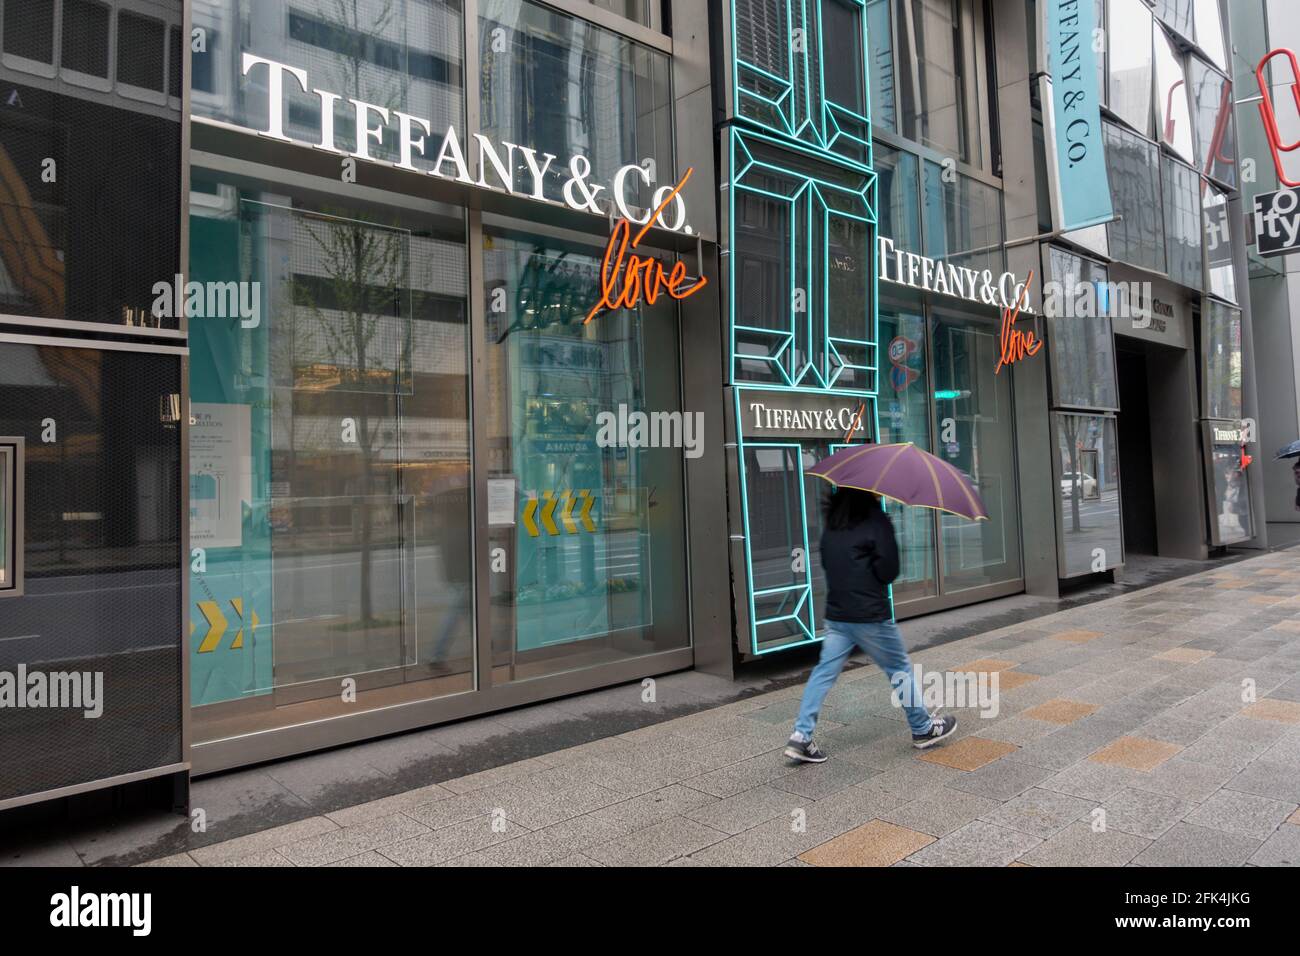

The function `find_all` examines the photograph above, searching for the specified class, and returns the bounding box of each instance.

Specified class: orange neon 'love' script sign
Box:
[584,167,708,324]
[994,269,1040,375]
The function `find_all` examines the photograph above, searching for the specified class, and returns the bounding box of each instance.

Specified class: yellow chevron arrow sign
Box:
[559,491,579,534]
[522,496,540,537]
[521,489,599,536]
[539,490,560,535]
[577,489,597,532]
[196,601,227,654]
[196,597,259,653]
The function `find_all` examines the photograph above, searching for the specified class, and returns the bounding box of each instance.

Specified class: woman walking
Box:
[784,487,957,763]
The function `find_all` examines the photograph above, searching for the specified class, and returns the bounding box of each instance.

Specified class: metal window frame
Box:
[0,437,23,598]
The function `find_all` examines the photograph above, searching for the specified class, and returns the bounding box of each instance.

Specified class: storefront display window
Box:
[1163,157,1204,291]
[187,173,473,743]
[1188,57,1236,187]
[1203,184,1237,304]
[1202,300,1242,420]
[483,225,689,681]
[922,162,1005,275]
[1045,247,1119,410]
[1107,0,1154,137]
[1055,414,1122,576]
[1104,121,1167,274]
[1154,26,1194,163]
[932,309,1021,592]
[479,0,673,211]
[878,294,937,602]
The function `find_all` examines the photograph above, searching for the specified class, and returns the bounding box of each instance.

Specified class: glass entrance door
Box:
[878,295,1025,614]
[931,309,1023,592]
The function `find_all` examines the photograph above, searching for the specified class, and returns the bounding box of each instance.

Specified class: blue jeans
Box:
[793,619,932,738]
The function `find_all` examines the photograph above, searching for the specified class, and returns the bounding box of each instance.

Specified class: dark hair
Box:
[822,486,882,530]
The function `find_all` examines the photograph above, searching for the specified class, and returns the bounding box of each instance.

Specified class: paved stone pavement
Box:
[141,550,1300,867]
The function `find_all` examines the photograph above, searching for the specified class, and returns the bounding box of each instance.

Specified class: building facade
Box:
[1230,0,1300,541]
[0,0,1263,807]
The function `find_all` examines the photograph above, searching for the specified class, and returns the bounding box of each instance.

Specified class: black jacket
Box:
[821,507,900,623]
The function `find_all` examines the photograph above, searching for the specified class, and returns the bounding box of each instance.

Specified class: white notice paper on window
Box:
[488,478,516,526]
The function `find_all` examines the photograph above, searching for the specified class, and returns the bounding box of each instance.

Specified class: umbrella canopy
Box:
[1275,440,1300,460]
[807,442,988,521]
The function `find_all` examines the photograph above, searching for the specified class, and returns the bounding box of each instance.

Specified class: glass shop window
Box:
[1154,25,1194,163]
[868,0,897,131]
[1162,156,1204,291]
[588,0,652,28]
[480,0,672,211]
[1150,0,1193,43]
[1103,121,1167,274]
[1106,0,1153,137]
[187,170,473,743]
[922,162,1005,275]
[1202,184,1237,303]
[191,0,466,159]
[878,293,937,603]
[482,225,690,681]
[896,0,968,160]
[1192,0,1226,71]
[1202,301,1242,420]
[1188,56,1236,188]
[875,143,922,252]
[1055,414,1122,577]
[1044,247,1119,410]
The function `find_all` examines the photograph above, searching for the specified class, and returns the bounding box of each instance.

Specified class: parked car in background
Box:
[1060,472,1098,498]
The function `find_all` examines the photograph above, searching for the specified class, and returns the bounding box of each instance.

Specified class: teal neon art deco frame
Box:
[728,126,877,391]
[731,0,875,168]
[724,0,882,656]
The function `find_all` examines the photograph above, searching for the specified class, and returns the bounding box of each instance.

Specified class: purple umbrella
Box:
[806,442,988,521]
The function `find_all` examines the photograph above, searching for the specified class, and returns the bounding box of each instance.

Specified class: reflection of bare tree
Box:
[1062,415,1082,533]
[300,215,405,626]
[322,0,400,117]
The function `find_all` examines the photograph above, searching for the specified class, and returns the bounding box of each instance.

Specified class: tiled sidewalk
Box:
[144,551,1300,867]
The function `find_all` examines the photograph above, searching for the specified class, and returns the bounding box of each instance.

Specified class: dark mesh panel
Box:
[117,10,166,91]
[168,25,183,98]
[0,0,182,328]
[62,0,111,77]
[0,85,181,326]
[0,346,183,802]
[3,0,55,62]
